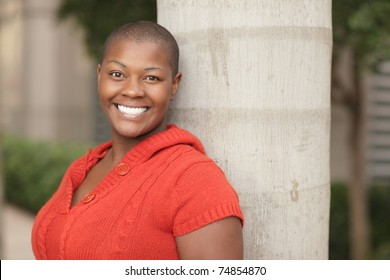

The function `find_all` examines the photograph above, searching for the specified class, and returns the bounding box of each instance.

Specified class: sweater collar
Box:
[90,124,205,164]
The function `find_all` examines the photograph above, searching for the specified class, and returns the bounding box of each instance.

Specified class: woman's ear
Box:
[170,72,182,100]
[97,64,102,82]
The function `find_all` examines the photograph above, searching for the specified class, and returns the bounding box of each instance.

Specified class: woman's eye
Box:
[145,76,160,81]
[110,71,124,78]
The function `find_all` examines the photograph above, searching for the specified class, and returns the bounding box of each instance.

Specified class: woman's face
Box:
[97,39,181,141]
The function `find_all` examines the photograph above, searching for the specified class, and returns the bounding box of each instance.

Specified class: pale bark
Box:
[158,0,332,259]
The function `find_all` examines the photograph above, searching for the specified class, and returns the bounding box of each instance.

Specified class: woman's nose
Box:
[121,79,146,98]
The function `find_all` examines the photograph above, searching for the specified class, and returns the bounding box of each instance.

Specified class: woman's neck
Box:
[108,121,168,165]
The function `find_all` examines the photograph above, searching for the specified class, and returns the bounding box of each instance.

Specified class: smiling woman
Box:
[31,21,244,260]
[97,40,181,141]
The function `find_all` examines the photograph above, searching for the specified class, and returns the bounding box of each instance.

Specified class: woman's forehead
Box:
[106,39,170,61]
[102,39,173,73]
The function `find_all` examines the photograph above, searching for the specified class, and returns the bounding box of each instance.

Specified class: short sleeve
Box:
[172,161,244,236]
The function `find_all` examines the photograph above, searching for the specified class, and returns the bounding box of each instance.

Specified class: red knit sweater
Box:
[32,125,243,259]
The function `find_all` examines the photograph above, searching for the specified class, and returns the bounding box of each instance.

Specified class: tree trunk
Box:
[0,0,4,258]
[348,57,371,259]
[158,0,332,259]
[0,135,3,259]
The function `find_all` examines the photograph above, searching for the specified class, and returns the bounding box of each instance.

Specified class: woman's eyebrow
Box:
[144,67,165,72]
[107,60,127,68]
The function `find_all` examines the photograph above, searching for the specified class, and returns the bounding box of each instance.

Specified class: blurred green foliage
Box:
[369,185,390,259]
[3,136,88,213]
[333,0,390,69]
[329,183,390,259]
[58,0,157,62]
[329,182,350,259]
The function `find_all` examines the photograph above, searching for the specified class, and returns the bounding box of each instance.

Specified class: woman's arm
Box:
[176,216,243,259]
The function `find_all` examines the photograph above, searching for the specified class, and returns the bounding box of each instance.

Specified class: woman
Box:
[32,21,244,260]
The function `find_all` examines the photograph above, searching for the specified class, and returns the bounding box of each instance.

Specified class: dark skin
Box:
[71,39,243,260]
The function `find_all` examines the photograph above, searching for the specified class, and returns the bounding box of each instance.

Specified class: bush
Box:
[329,182,350,259]
[370,185,390,259]
[3,135,88,213]
[330,183,390,259]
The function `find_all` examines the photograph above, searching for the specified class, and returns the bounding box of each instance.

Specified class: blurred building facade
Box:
[0,0,389,184]
[366,63,390,184]
[0,0,96,143]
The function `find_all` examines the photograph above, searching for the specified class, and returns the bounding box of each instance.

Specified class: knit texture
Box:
[31,125,244,259]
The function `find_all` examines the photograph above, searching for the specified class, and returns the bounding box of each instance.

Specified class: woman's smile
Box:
[115,104,150,119]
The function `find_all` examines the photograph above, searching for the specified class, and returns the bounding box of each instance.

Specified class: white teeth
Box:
[117,105,148,115]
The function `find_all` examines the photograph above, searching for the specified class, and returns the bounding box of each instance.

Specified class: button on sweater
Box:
[32,125,244,259]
